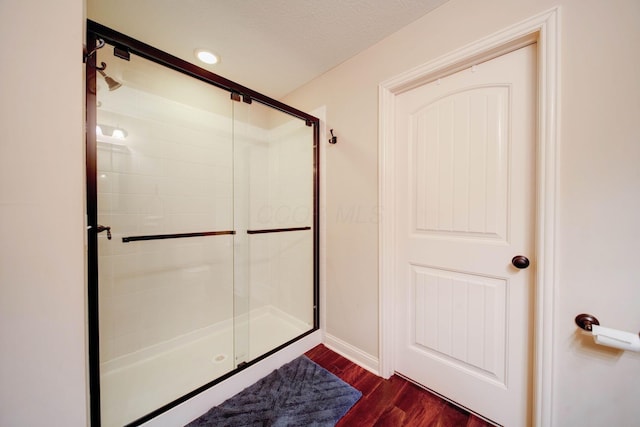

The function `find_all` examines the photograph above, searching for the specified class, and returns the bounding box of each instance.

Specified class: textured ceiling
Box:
[87,0,448,99]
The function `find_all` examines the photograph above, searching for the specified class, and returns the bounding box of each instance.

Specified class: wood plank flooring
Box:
[305,344,494,427]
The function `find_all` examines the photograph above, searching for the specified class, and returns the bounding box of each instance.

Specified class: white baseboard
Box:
[323,333,380,376]
[142,330,322,427]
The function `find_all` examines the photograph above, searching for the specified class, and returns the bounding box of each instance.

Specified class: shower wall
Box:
[97,89,234,363]
[90,32,317,425]
[247,118,314,326]
[97,86,313,367]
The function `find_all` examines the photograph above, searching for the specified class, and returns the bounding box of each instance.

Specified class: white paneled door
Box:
[394,44,536,426]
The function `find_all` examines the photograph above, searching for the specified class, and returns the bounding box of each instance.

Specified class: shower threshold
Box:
[100,306,310,427]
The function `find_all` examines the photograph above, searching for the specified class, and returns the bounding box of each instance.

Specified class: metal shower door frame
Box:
[85,20,320,427]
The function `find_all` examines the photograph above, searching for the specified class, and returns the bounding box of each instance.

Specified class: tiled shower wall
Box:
[97,87,313,364]
[246,117,314,333]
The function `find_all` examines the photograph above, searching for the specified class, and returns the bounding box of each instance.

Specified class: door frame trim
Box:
[378,7,559,427]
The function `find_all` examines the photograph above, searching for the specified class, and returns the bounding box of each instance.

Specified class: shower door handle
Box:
[96,224,112,240]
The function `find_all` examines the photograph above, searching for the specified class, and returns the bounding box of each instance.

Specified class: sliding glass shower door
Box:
[88,31,317,427]
[233,100,316,365]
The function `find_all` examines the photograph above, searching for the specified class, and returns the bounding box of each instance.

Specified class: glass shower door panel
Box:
[236,101,315,361]
[95,45,234,427]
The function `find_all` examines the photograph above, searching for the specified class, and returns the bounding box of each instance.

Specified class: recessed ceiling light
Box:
[195,49,219,65]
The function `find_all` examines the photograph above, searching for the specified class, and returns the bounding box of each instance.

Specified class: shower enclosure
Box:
[86,22,319,427]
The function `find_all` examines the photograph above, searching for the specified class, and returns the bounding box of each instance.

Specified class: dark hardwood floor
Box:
[305,344,493,427]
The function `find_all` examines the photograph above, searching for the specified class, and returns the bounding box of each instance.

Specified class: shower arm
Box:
[83,38,107,70]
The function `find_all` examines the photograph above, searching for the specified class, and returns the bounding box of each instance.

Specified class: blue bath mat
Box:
[185,355,361,426]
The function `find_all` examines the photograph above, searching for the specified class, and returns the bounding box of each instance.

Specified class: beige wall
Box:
[285,0,640,425]
[0,0,87,425]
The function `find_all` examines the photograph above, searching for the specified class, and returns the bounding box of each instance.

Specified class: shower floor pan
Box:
[100,306,310,427]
